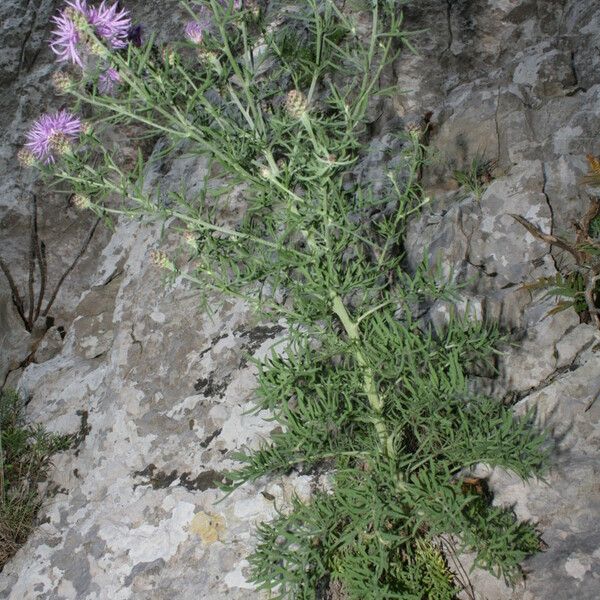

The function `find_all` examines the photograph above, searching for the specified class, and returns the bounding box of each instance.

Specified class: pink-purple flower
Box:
[50,4,84,66]
[87,1,131,49]
[184,0,243,43]
[24,110,82,164]
[50,0,131,66]
[184,21,207,45]
[98,66,121,94]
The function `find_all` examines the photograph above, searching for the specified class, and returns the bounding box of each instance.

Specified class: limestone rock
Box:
[1,0,600,599]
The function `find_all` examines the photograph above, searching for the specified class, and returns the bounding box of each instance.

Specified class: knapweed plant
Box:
[21,0,549,597]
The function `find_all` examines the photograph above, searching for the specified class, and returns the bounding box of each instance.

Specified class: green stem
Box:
[210,0,266,137]
[0,422,4,505]
[306,0,325,105]
[330,292,395,459]
[177,267,304,322]
[58,164,310,260]
[170,210,309,258]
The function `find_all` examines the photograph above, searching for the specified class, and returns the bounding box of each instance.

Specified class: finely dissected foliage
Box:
[0,389,71,569]
[25,0,549,596]
[591,214,600,239]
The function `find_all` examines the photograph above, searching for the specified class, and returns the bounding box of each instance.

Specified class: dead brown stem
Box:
[584,271,600,329]
[510,214,584,263]
[0,257,28,330]
[0,198,101,332]
[32,196,47,323]
[438,534,476,600]
[512,195,600,329]
[26,197,36,327]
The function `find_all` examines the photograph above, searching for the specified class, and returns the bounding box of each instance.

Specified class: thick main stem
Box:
[330,292,395,459]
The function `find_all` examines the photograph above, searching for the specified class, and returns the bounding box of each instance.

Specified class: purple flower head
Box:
[25,110,82,164]
[50,0,131,66]
[50,3,85,67]
[184,21,207,45]
[87,1,131,49]
[98,66,121,94]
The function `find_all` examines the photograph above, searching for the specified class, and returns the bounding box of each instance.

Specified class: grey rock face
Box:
[1,0,600,599]
[1,216,290,599]
[400,0,600,598]
[0,285,31,384]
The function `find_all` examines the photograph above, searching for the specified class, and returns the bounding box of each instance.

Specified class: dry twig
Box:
[511,195,600,328]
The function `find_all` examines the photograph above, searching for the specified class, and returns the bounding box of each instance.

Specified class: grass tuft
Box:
[453,156,497,200]
[0,388,71,569]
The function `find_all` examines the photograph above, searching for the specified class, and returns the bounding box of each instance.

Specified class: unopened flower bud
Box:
[285,90,308,119]
[259,159,281,180]
[405,119,423,138]
[259,165,272,179]
[197,48,219,66]
[244,0,260,18]
[161,45,178,66]
[183,230,196,248]
[73,194,91,210]
[17,148,36,167]
[150,250,174,270]
[52,71,74,93]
